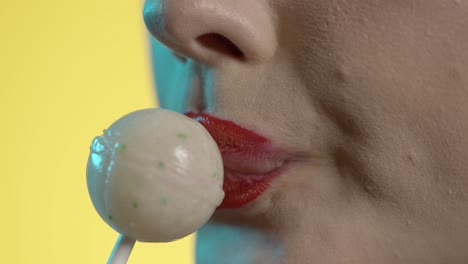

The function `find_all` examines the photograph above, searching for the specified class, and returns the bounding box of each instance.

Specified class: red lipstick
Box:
[185,112,289,209]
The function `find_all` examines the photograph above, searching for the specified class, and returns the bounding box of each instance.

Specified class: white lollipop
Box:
[86,108,224,263]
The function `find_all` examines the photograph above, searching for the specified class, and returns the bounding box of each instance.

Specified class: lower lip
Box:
[217,164,288,209]
[185,111,289,209]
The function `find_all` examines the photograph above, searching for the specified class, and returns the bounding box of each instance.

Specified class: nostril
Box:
[196,33,245,61]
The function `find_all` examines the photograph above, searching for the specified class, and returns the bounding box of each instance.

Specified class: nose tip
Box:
[143,0,277,66]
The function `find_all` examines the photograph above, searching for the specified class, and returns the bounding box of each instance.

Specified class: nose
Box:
[143,0,277,66]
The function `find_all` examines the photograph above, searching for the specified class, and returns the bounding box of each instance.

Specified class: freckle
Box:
[119,144,127,152]
[443,137,450,147]
[405,219,413,227]
[363,182,376,193]
[448,67,461,82]
[393,249,402,260]
[407,153,416,166]
[438,104,446,113]
[425,29,434,37]
[335,65,349,82]
[447,189,455,198]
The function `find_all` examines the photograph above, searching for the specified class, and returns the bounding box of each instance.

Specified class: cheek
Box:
[287,0,466,144]
[278,0,468,212]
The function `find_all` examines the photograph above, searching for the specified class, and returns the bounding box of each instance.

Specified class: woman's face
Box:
[144,0,468,263]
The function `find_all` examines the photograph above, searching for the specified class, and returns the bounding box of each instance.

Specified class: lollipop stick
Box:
[107,235,136,264]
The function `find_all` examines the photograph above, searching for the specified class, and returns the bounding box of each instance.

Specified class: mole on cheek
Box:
[335,65,350,83]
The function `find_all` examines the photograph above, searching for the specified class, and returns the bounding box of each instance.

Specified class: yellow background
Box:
[1,0,194,263]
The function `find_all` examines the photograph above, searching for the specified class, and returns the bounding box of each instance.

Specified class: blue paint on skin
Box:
[150,38,192,112]
[198,65,216,111]
[195,222,283,264]
[149,38,217,112]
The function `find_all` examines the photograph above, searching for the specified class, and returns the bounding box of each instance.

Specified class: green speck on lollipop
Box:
[161,197,168,205]
[132,202,139,208]
[108,215,113,220]
[177,133,187,139]
[159,161,165,168]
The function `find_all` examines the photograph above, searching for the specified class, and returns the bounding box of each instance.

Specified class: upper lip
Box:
[185,112,289,174]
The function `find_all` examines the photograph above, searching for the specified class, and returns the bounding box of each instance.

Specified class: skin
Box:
[143,0,468,263]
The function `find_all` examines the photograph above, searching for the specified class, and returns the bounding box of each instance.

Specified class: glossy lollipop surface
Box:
[87,108,224,242]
